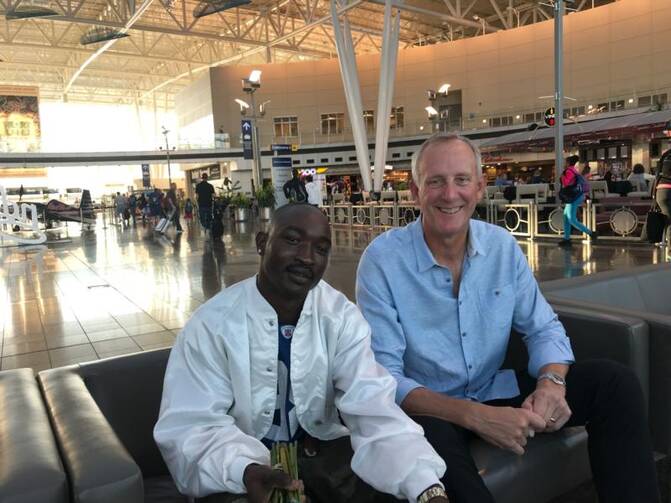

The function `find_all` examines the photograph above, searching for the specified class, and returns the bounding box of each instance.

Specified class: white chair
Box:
[589,180,610,200]
[332,193,345,204]
[628,180,651,198]
[397,190,413,203]
[514,185,538,203]
[380,191,396,202]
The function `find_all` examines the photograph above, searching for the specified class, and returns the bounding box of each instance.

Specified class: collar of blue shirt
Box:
[410,217,489,273]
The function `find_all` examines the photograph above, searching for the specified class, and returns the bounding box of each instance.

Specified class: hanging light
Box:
[80,27,129,45]
[5,4,59,20]
[193,0,251,19]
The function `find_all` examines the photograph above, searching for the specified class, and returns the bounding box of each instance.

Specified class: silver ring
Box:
[549,417,557,423]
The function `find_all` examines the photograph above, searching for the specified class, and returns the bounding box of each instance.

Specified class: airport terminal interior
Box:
[3,0,671,502]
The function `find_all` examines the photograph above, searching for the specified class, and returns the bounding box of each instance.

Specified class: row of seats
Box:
[2,265,669,502]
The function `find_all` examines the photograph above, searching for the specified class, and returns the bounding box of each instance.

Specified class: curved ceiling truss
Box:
[0,0,615,106]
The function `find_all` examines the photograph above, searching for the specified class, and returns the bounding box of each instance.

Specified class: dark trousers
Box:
[196,436,398,503]
[413,359,659,503]
[656,188,671,219]
[199,206,212,230]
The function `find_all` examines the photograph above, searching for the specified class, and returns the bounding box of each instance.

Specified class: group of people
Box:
[112,184,184,233]
[154,133,660,503]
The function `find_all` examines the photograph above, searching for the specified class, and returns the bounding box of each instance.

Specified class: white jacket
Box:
[154,277,445,500]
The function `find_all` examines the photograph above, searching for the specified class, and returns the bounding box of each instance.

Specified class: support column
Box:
[373,0,400,192]
[554,0,565,201]
[331,1,372,192]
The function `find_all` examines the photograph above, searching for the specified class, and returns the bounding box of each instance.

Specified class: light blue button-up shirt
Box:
[356,218,574,405]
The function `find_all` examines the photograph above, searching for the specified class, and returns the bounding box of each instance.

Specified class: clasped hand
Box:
[472,383,571,455]
[521,381,572,433]
[243,464,304,503]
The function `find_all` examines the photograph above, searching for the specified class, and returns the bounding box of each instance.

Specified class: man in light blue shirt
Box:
[356,133,659,503]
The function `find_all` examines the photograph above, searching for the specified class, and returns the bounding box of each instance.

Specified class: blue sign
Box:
[241,119,253,160]
[271,157,292,168]
[141,163,151,187]
[271,143,292,154]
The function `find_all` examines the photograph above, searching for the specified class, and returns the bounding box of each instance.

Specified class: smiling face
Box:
[411,139,485,247]
[256,205,332,300]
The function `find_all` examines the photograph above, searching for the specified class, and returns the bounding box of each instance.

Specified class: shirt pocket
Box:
[478,284,515,328]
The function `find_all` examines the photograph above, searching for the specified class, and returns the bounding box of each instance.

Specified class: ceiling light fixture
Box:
[193,0,251,19]
[5,4,59,20]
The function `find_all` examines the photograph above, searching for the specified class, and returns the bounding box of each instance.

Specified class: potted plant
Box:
[255,184,276,221]
[230,192,252,221]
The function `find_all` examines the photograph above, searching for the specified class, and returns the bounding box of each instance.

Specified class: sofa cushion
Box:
[145,475,188,503]
[0,368,68,503]
[474,427,590,503]
[79,348,171,478]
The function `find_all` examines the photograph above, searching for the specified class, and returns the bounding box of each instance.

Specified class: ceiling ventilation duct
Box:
[5,2,59,20]
[80,27,130,46]
[193,0,251,19]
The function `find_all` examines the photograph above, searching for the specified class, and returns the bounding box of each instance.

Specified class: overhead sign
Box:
[210,164,221,180]
[141,163,151,187]
[271,157,293,168]
[544,107,556,127]
[241,119,253,160]
[271,144,292,154]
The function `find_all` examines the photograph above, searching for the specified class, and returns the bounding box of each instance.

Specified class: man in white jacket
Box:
[154,203,448,503]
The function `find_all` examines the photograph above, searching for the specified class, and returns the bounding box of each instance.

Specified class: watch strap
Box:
[537,372,566,386]
[417,484,447,503]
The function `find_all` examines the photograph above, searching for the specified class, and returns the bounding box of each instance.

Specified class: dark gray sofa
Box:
[543,262,671,455]
[0,368,69,503]
[37,304,651,503]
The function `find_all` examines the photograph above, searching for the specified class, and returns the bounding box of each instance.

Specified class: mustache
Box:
[286,264,314,279]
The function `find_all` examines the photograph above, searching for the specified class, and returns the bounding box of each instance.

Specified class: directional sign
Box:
[241,119,253,159]
[271,157,293,168]
[141,163,151,187]
[544,107,556,127]
[271,143,292,154]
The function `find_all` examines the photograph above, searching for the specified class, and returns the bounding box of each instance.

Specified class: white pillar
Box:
[373,1,400,192]
[331,1,372,192]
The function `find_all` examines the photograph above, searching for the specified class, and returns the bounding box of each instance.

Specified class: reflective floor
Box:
[1,214,668,373]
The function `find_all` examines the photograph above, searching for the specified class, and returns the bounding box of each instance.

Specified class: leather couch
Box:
[0,368,68,503]
[542,262,671,454]
[37,305,651,503]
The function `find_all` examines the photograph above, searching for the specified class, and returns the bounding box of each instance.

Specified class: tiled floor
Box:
[1,214,668,373]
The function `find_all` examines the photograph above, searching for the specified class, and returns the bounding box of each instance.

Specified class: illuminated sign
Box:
[298,168,328,176]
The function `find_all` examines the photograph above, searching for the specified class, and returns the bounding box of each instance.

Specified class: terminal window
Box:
[390,107,404,129]
[363,110,375,132]
[273,116,299,137]
[321,113,345,135]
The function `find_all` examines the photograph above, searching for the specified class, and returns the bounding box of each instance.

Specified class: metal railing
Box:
[324,197,660,244]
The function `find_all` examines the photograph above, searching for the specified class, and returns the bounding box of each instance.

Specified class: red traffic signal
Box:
[544,107,556,127]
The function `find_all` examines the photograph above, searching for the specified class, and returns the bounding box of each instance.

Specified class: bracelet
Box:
[537,372,566,387]
[417,484,448,503]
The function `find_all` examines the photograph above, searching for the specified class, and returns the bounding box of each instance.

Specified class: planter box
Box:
[259,207,272,221]
[234,208,250,222]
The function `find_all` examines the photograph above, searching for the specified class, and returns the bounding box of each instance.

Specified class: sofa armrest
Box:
[0,368,68,503]
[553,304,650,397]
[38,366,144,503]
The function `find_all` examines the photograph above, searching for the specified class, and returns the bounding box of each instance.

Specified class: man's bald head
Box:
[256,203,332,299]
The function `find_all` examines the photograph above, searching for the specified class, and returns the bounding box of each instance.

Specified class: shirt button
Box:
[266,366,273,372]
[447,278,451,283]
[459,300,462,306]
[468,364,473,369]
[264,410,271,416]
[462,332,466,337]
[268,320,275,327]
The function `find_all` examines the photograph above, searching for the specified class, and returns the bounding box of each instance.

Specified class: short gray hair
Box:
[411,133,483,184]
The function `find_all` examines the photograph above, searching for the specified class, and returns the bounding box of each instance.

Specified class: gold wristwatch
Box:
[417,484,448,503]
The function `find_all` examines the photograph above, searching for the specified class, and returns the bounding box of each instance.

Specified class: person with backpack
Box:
[558,155,596,248]
[282,170,308,203]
